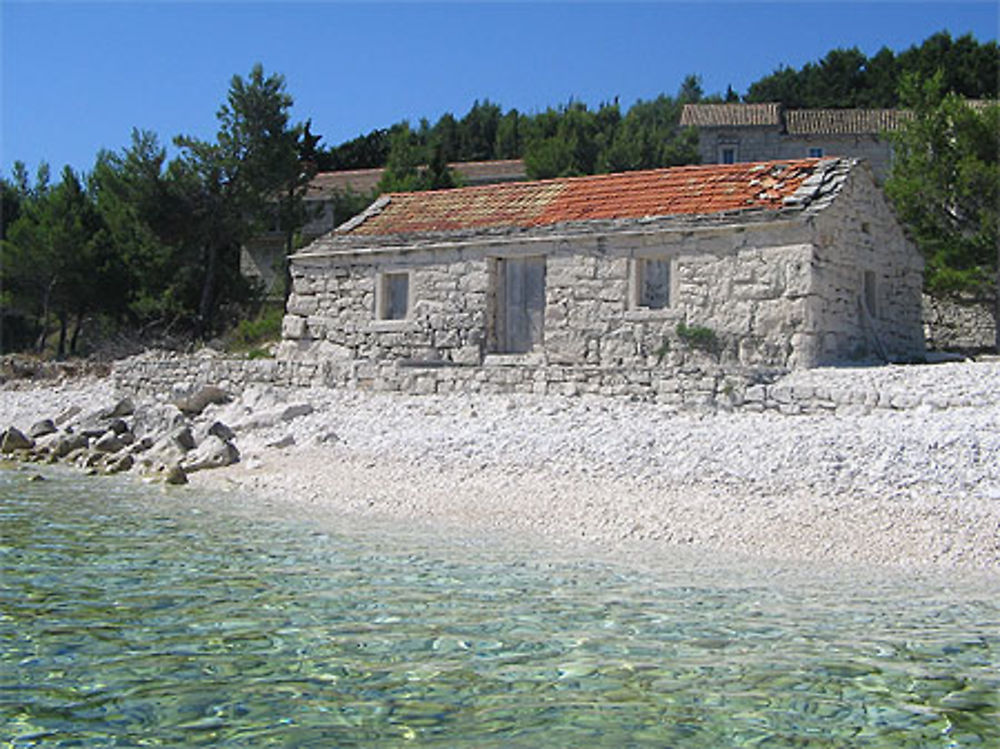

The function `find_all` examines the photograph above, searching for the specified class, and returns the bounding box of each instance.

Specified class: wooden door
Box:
[498,256,545,353]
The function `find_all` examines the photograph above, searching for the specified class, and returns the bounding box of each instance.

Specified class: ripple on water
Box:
[1,465,998,747]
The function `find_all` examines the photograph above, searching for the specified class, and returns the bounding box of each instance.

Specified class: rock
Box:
[28,419,57,439]
[267,434,295,449]
[27,473,46,482]
[106,418,129,435]
[53,433,89,458]
[127,436,155,454]
[83,451,104,469]
[94,431,126,454]
[207,421,236,442]
[131,403,186,439]
[1,427,34,453]
[105,454,134,474]
[281,403,314,421]
[174,386,231,416]
[315,430,341,445]
[54,405,82,426]
[104,397,135,418]
[171,426,196,451]
[180,435,239,473]
[164,464,188,485]
[64,446,89,464]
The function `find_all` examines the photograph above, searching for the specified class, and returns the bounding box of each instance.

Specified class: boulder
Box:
[281,403,314,421]
[54,405,82,426]
[105,454,134,474]
[131,403,186,439]
[207,421,236,442]
[174,386,231,416]
[103,398,135,418]
[180,435,239,473]
[171,426,196,451]
[28,419,57,439]
[1,427,34,453]
[94,431,126,454]
[164,464,188,485]
[106,418,129,435]
[53,433,89,458]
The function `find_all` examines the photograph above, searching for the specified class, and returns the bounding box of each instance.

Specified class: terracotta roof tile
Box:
[340,160,824,237]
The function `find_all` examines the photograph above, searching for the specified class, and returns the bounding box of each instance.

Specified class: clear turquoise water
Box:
[1,465,998,747]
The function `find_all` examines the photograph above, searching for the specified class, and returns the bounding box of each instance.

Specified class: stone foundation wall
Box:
[112,352,985,418]
[112,350,776,408]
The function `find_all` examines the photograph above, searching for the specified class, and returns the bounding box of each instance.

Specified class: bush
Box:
[676,322,719,353]
[225,306,284,356]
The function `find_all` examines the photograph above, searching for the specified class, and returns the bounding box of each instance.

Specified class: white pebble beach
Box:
[3,360,999,574]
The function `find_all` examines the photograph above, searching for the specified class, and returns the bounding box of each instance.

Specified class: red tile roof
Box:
[339,160,824,236]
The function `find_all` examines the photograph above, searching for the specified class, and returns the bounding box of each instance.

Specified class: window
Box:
[720,147,736,165]
[635,257,671,310]
[377,271,410,320]
[862,270,878,318]
[808,147,824,158]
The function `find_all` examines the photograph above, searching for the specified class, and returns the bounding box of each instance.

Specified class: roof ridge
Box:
[381,159,825,199]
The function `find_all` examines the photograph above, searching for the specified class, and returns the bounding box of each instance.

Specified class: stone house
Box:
[280,158,924,400]
[680,103,909,181]
[241,160,526,293]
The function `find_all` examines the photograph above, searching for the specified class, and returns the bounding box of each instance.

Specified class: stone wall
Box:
[280,218,829,374]
[111,348,782,409]
[923,295,996,352]
[111,351,990,420]
[697,127,894,181]
[807,163,925,363]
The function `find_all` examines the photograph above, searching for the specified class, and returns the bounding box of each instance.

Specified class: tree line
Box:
[1,31,997,356]
[2,65,315,354]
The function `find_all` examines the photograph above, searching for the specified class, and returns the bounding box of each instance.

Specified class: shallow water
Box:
[1,465,998,747]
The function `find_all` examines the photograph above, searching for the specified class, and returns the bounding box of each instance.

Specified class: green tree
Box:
[174,63,306,338]
[3,165,121,356]
[378,123,457,192]
[886,73,1000,350]
[91,130,197,333]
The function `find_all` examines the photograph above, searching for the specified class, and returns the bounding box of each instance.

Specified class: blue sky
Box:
[2,1,997,178]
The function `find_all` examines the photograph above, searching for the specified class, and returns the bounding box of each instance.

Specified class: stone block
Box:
[282,315,307,339]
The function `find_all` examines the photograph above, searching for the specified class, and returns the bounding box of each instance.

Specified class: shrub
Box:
[676,322,719,353]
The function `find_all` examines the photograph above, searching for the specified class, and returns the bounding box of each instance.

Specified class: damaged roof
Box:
[329,159,847,240]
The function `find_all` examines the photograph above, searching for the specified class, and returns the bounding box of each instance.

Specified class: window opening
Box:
[636,258,671,309]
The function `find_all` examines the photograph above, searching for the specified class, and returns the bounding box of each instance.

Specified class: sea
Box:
[1,464,998,747]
